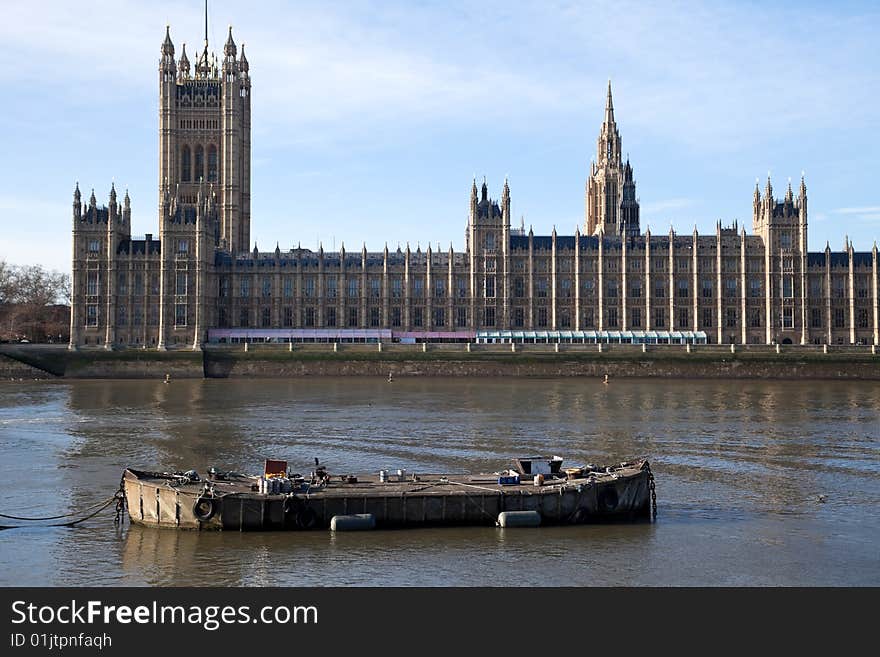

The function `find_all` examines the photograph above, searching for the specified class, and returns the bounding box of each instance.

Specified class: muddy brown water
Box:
[0,377,878,586]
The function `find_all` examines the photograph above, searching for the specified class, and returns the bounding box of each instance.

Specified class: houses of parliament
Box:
[69,20,880,350]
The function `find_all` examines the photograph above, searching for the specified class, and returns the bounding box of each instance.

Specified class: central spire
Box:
[202,0,209,62]
[604,79,615,126]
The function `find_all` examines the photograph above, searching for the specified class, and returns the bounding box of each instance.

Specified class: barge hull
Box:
[123,461,653,531]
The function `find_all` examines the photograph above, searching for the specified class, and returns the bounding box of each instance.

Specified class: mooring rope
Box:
[0,495,120,530]
[0,496,117,521]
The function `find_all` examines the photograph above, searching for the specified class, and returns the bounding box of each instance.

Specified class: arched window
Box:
[181,146,191,182]
[207,145,218,182]
[195,145,204,182]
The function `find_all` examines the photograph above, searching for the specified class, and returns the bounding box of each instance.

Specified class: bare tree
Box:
[0,262,70,342]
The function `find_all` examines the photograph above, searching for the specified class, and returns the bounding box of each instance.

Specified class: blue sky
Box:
[1,0,879,273]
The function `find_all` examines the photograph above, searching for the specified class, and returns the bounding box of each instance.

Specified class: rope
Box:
[0,495,119,530]
[0,496,117,521]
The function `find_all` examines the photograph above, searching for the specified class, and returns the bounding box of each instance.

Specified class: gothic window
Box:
[207,145,218,182]
[833,308,845,328]
[392,307,402,327]
[433,278,445,299]
[457,277,467,299]
[283,277,293,298]
[726,308,738,328]
[150,274,160,295]
[392,278,402,298]
[134,273,144,295]
[262,277,272,298]
[630,281,642,298]
[701,280,713,298]
[433,307,445,327]
[117,306,127,327]
[326,307,337,327]
[607,308,618,328]
[86,305,98,326]
[240,278,250,297]
[751,309,762,328]
[583,308,594,328]
[181,146,191,182]
[702,308,713,327]
[373,278,382,298]
[750,279,761,298]
[631,308,642,328]
[348,307,359,327]
[87,272,99,296]
[536,278,548,298]
[559,308,571,328]
[195,145,204,182]
[412,307,423,328]
[513,307,524,328]
[117,273,127,296]
[371,307,381,327]
[261,307,271,327]
[218,307,228,328]
[726,278,737,298]
[283,307,293,327]
[485,276,496,299]
[560,279,571,298]
[783,277,793,299]
[348,278,359,299]
[537,307,548,327]
[780,233,792,250]
[304,277,315,297]
[178,239,189,254]
[654,307,666,328]
[304,307,315,327]
[857,309,869,329]
[327,277,337,299]
[412,277,424,298]
[810,308,822,328]
[678,279,689,298]
[240,308,250,327]
[514,277,524,298]
[782,307,794,329]
[88,239,100,253]
[456,307,467,327]
[484,307,496,327]
[175,304,187,327]
[133,304,143,325]
[678,308,689,329]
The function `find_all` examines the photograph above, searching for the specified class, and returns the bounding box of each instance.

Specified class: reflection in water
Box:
[0,377,878,586]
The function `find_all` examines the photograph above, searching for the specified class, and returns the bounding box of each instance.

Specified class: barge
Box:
[122,457,656,531]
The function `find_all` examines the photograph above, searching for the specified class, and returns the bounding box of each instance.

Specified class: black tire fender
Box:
[193,496,217,522]
[296,505,317,530]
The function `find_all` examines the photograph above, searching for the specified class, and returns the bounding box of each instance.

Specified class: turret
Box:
[224,26,237,57]
[160,26,176,78]
[239,44,249,73]
[122,189,131,224]
[179,43,190,77]
[73,182,81,221]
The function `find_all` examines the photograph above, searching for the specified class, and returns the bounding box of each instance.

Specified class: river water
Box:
[0,377,877,586]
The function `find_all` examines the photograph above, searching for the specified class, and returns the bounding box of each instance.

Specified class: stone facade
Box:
[69,24,880,350]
